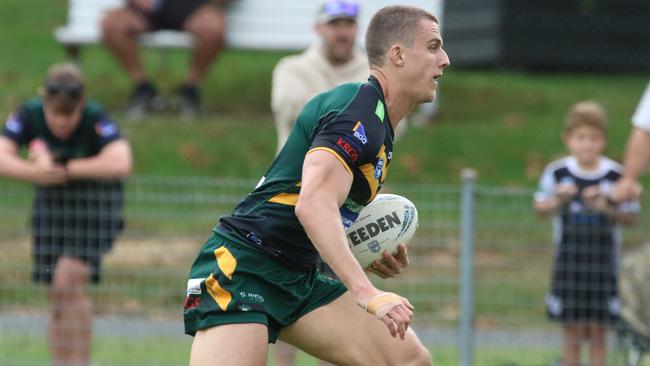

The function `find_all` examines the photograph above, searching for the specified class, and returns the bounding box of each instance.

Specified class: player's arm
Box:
[66,139,133,179]
[295,150,413,339]
[0,136,66,185]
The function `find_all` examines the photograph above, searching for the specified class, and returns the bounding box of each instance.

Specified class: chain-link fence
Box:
[0,175,648,365]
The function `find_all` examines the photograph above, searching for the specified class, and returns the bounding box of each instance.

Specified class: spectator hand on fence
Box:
[611,176,643,202]
[28,140,67,186]
[554,183,578,203]
[581,185,612,214]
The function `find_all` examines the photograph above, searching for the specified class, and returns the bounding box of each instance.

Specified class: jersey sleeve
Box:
[2,106,33,147]
[94,112,122,149]
[308,115,383,174]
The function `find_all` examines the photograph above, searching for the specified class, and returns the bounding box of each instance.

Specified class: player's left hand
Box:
[366,243,409,279]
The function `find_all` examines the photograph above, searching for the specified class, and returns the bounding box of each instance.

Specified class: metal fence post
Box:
[459,168,477,366]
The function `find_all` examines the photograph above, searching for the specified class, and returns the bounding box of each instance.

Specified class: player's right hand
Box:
[32,164,67,186]
[358,291,414,340]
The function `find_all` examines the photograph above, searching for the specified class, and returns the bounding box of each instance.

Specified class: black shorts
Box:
[546,240,620,325]
[31,181,124,284]
[131,0,210,31]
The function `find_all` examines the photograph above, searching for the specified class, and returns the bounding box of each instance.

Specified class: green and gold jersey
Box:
[2,98,122,161]
[218,76,394,270]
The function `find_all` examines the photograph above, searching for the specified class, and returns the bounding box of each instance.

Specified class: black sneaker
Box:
[126,82,162,121]
[177,84,201,121]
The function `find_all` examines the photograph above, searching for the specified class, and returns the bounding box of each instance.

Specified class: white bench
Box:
[55,0,444,59]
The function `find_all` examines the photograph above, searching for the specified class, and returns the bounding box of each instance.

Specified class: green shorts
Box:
[183,231,347,343]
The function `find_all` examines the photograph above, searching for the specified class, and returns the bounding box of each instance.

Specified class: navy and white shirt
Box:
[535,155,640,248]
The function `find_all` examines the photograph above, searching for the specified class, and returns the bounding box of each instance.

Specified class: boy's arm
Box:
[533,197,559,217]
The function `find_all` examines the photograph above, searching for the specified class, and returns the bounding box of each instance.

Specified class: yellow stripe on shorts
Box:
[214,247,237,280]
[205,274,231,311]
[204,247,238,311]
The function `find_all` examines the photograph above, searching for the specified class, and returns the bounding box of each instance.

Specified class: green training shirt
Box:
[219,76,394,270]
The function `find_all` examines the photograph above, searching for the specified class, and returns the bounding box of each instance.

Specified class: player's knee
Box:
[409,344,433,366]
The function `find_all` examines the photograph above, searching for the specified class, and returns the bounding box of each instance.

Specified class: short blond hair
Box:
[564,101,608,135]
[40,63,85,114]
[365,6,438,68]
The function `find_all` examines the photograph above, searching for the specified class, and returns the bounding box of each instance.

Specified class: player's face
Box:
[44,103,83,139]
[402,19,450,103]
[564,126,606,166]
[316,18,358,65]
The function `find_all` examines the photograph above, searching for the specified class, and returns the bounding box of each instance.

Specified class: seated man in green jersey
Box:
[184,5,449,365]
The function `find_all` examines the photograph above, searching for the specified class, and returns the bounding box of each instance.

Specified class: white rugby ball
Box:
[346,194,418,268]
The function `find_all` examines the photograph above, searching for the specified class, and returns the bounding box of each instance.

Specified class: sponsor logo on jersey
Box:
[374,158,384,180]
[375,100,385,122]
[95,119,118,137]
[348,211,401,247]
[352,121,368,144]
[5,114,23,134]
[337,137,359,161]
[340,205,360,229]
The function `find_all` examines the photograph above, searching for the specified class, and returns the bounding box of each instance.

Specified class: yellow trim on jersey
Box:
[214,247,237,280]
[307,147,353,177]
[359,145,388,202]
[268,193,299,206]
[360,163,379,201]
[353,120,362,131]
[205,274,231,311]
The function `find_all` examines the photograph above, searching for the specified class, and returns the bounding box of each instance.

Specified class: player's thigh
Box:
[279,291,432,366]
[190,323,269,366]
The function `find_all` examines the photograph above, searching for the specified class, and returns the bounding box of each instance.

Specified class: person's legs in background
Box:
[47,256,93,366]
[587,323,607,366]
[101,8,160,120]
[180,5,226,119]
[562,324,582,366]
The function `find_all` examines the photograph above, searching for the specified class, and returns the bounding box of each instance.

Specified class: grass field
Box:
[0,333,562,366]
[4,333,646,366]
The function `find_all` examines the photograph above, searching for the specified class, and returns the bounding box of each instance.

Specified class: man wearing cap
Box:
[0,63,132,366]
[271,0,368,154]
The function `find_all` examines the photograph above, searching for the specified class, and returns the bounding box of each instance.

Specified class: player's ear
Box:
[388,44,405,67]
